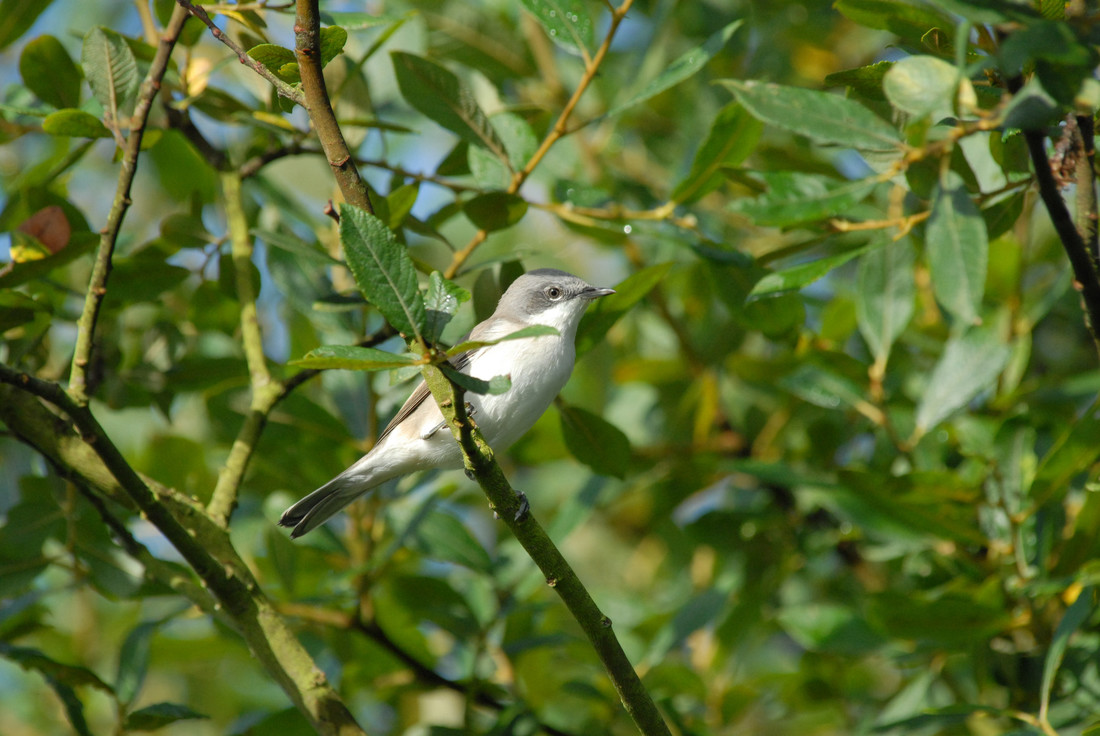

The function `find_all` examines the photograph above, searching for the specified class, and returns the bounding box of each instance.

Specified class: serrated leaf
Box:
[391,51,508,163]
[42,109,111,138]
[339,204,426,341]
[728,172,876,227]
[447,324,559,356]
[81,27,139,124]
[425,271,471,343]
[914,325,1011,434]
[20,35,82,109]
[290,345,420,371]
[856,238,915,363]
[607,21,742,118]
[671,102,761,204]
[116,621,157,704]
[559,404,630,478]
[412,511,494,571]
[520,0,593,56]
[123,702,209,731]
[749,243,876,299]
[576,263,671,354]
[926,171,987,324]
[463,192,528,231]
[441,363,511,395]
[722,79,901,151]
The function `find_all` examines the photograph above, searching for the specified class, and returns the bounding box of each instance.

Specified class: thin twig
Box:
[1074,114,1098,257]
[175,0,306,105]
[444,0,637,279]
[295,0,374,213]
[68,5,190,405]
[420,364,672,736]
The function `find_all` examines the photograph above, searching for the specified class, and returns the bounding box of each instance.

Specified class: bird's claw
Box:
[513,491,530,522]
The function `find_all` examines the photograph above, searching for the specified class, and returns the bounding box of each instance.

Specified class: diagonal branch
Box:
[1025,129,1100,356]
[68,5,190,405]
[295,0,374,213]
[443,0,636,279]
[419,364,672,736]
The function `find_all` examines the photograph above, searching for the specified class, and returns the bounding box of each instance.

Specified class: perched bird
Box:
[279,268,615,538]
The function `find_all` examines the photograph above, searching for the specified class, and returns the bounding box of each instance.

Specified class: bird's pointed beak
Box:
[581,286,615,300]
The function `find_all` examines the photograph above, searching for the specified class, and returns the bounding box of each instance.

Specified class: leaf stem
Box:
[68,5,190,405]
[420,363,672,736]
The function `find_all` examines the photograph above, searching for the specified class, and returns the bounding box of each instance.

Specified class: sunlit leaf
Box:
[425,271,470,343]
[671,102,761,204]
[520,0,593,55]
[926,170,987,324]
[290,345,420,371]
[81,27,139,123]
[914,325,1011,434]
[577,263,671,354]
[447,324,559,356]
[856,237,915,363]
[749,242,876,299]
[42,109,111,138]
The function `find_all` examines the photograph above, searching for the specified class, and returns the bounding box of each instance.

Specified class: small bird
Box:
[279,268,615,538]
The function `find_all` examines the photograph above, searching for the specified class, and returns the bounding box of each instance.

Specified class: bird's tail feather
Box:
[279,471,377,539]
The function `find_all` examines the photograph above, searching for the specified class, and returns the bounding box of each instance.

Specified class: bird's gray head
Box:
[494,268,615,336]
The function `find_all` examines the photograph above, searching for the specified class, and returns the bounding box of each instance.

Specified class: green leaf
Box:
[20,35,82,109]
[290,345,420,371]
[914,325,1011,434]
[576,262,672,354]
[926,170,987,324]
[319,25,348,66]
[0,231,97,289]
[1040,587,1095,718]
[123,702,209,731]
[469,112,539,188]
[749,243,876,299]
[883,55,959,117]
[116,621,157,704]
[868,590,1009,645]
[559,404,631,478]
[385,182,419,230]
[0,642,113,692]
[447,324,559,357]
[607,21,742,118]
[82,27,140,123]
[247,43,299,83]
[0,291,49,332]
[778,362,868,411]
[412,510,494,571]
[440,363,511,395]
[1029,399,1100,506]
[42,109,111,138]
[391,51,508,162]
[671,102,762,204]
[728,172,876,227]
[825,61,894,101]
[339,204,426,341]
[722,80,901,151]
[319,11,412,30]
[0,0,56,51]
[463,192,528,231]
[834,0,955,46]
[856,238,915,363]
[425,271,471,343]
[520,0,593,55]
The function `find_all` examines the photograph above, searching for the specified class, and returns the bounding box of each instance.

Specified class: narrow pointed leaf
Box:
[607,21,743,118]
[749,243,877,299]
[671,102,762,204]
[123,702,209,731]
[447,324,559,356]
[520,0,593,55]
[926,171,987,324]
[82,27,140,121]
[1039,586,1095,719]
[441,363,511,395]
[577,263,672,354]
[290,345,420,371]
[339,204,426,340]
[392,51,508,163]
[914,326,1011,433]
[728,172,877,227]
[116,621,157,704]
[856,238,915,362]
[722,79,901,151]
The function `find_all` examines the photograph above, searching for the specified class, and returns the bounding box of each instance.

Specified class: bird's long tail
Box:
[278,468,379,539]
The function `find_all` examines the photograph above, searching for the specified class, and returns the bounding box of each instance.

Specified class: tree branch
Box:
[1025,129,1100,355]
[294,0,374,213]
[419,364,672,736]
[175,0,306,105]
[68,5,190,405]
[0,367,366,736]
[443,0,636,279]
[1074,114,1098,257]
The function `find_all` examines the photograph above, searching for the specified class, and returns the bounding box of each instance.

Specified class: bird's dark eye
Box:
[547,286,563,300]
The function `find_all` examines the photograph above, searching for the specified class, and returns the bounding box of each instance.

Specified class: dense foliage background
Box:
[3,0,1100,734]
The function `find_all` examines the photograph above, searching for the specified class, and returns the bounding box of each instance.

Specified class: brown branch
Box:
[1024,129,1100,355]
[443,0,636,278]
[175,0,306,105]
[1074,114,1098,257]
[420,364,672,736]
[68,5,190,405]
[294,0,374,213]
